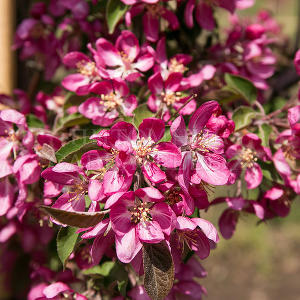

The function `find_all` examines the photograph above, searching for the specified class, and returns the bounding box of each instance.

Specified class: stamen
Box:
[129,202,153,224]
[169,58,188,74]
[240,148,258,168]
[100,92,123,111]
[76,61,97,77]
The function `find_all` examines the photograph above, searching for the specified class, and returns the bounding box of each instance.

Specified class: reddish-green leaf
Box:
[143,241,174,300]
[40,206,109,228]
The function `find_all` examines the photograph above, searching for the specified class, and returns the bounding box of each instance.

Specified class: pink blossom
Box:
[226,133,270,189]
[78,79,137,126]
[125,3,178,42]
[96,30,154,81]
[96,118,182,183]
[107,188,175,263]
[171,101,230,188]
[148,72,196,120]
[171,216,219,262]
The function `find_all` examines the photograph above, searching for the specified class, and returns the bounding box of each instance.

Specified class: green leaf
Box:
[118,280,128,297]
[258,124,272,147]
[232,106,257,131]
[57,226,79,267]
[26,114,44,128]
[159,126,171,142]
[106,0,128,34]
[241,179,260,200]
[133,103,154,127]
[143,241,174,300]
[41,206,108,228]
[225,73,257,104]
[63,93,87,110]
[83,262,116,276]
[260,161,284,185]
[55,137,98,163]
[55,113,90,132]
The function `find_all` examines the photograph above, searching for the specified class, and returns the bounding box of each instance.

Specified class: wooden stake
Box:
[0,0,15,95]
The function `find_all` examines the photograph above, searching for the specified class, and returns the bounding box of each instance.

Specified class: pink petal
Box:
[63,51,91,68]
[176,216,197,231]
[195,153,230,185]
[137,221,164,243]
[188,101,219,135]
[170,115,188,147]
[0,177,14,216]
[165,72,182,92]
[96,38,123,67]
[139,118,165,142]
[152,142,182,168]
[142,161,166,183]
[43,282,70,298]
[133,53,154,72]
[115,227,142,263]
[148,72,164,95]
[195,3,215,31]
[192,218,219,243]
[185,0,195,28]
[143,12,159,42]
[135,187,164,202]
[62,74,90,94]
[116,30,140,62]
[244,163,262,189]
[219,208,238,239]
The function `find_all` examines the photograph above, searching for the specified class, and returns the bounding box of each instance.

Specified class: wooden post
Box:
[0,0,15,95]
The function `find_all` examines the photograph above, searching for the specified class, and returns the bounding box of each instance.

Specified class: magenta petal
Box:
[142,161,166,183]
[88,179,104,202]
[62,74,90,94]
[176,216,197,231]
[151,203,174,235]
[116,30,140,62]
[185,0,195,28]
[192,218,219,243]
[115,228,142,263]
[91,233,113,265]
[165,72,182,92]
[219,208,239,239]
[110,201,133,235]
[137,221,164,243]
[52,193,86,212]
[63,51,91,68]
[170,115,188,147]
[135,187,164,203]
[90,80,113,95]
[0,109,26,125]
[194,230,211,259]
[96,38,123,67]
[103,168,126,195]
[244,163,262,189]
[273,149,291,176]
[161,8,179,30]
[43,282,70,298]
[0,177,14,216]
[152,142,182,168]
[188,101,219,135]
[0,139,13,160]
[81,150,108,170]
[195,2,215,31]
[0,159,13,179]
[139,118,165,142]
[148,72,164,95]
[196,153,230,185]
[143,12,159,42]
[134,53,154,72]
